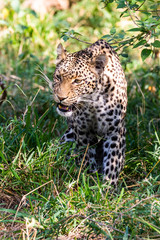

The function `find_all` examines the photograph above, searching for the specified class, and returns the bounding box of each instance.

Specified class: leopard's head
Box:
[53,41,108,117]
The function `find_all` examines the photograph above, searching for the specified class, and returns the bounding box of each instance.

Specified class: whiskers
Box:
[72,102,81,111]
[36,66,53,90]
[78,96,94,104]
[72,97,93,111]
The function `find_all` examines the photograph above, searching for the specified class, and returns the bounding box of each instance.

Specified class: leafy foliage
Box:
[101,0,160,61]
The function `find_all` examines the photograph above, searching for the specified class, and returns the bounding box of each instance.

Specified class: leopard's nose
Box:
[58,96,67,102]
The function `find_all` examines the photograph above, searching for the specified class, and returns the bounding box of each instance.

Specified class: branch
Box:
[68,35,91,45]
[125,0,140,28]
[135,0,147,11]
[122,194,160,213]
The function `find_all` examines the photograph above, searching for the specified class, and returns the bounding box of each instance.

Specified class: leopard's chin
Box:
[57,103,73,117]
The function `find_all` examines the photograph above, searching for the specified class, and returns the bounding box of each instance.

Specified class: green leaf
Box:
[133,40,147,48]
[61,35,69,42]
[120,10,127,18]
[110,28,116,35]
[29,9,38,17]
[121,53,128,58]
[130,4,139,9]
[128,27,145,32]
[151,40,160,48]
[117,188,124,204]
[18,51,28,60]
[102,35,112,39]
[10,168,21,180]
[141,49,152,61]
[117,0,126,9]
[26,105,32,130]
[123,226,129,240]
[118,31,125,39]
[0,208,29,217]
[138,217,160,234]
[30,54,39,61]
[141,11,151,16]
[0,151,8,164]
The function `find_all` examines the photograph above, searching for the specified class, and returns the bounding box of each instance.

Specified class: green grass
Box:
[0,0,160,239]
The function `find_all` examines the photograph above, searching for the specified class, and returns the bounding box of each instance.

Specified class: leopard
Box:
[53,39,127,186]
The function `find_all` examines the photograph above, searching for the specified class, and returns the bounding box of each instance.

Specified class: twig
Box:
[135,0,147,11]
[69,36,91,45]
[77,143,89,189]
[134,78,145,99]
[125,0,140,28]
[72,214,143,239]
[137,10,160,13]
[71,212,97,234]
[114,33,145,51]
[126,183,140,188]
[53,181,64,207]
[146,157,160,178]
[110,36,136,45]
[122,194,160,213]
[12,180,53,227]
[22,89,40,123]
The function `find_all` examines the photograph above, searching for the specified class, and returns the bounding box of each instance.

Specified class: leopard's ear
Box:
[91,54,108,75]
[56,43,67,64]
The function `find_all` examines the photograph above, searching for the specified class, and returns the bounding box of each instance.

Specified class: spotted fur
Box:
[53,39,127,185]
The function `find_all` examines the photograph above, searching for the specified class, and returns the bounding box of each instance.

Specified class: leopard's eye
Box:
[73,79,82,84]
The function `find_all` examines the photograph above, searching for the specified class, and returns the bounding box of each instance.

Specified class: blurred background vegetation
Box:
[0,0,160,239]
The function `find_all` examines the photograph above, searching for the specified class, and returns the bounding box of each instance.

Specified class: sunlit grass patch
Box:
[0,114,160,238]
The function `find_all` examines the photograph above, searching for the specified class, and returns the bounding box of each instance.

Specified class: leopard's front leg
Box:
[60,127,76,144]
[102,122,126,186]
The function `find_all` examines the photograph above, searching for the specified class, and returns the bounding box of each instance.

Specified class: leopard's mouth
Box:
[57,103,72,112]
